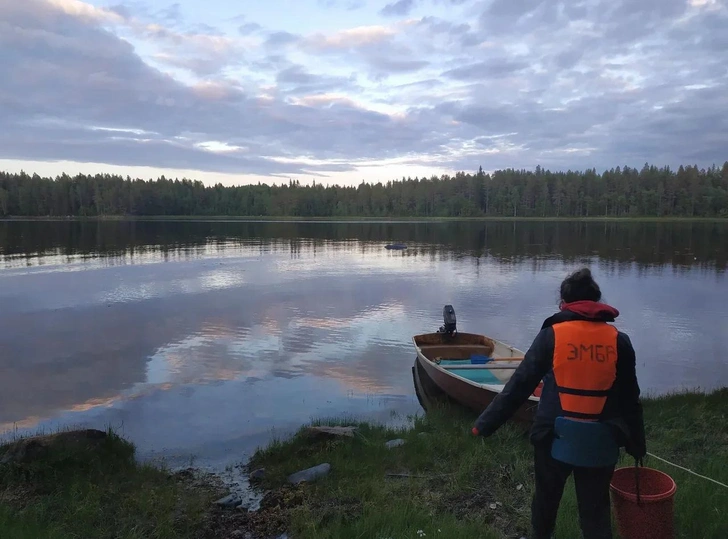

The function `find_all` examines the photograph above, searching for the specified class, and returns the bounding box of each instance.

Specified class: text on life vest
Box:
[565,343,617,363]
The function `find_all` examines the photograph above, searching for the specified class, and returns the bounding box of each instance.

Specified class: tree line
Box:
[1,162,727,218]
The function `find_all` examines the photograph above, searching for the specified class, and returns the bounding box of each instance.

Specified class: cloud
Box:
[156,2,182,25]
[59,1,243,76]
[380,0,417,17]
[417,16,480,47]
[485,0,546,19]
[292,94,362,108]
[0,126,309,175]
[442,58,530,80]
[305,25,397,51]
[1,0,727,181]
[231,15,262,37]
[275,65,358,95]
[134,23,246,75]
[0,0,447,175]
[301,23,431,79]
[368,57,430,74]
[44,0,123,22]
[0,1,292,173]
[238,22,262,35]
[104,1,186,29]
[553,48,584,70]
[264,31,300,48]
[317,0,365,9]
[108,3,132,18]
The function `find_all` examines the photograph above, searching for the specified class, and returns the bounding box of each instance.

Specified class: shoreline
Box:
[1,388,726,538]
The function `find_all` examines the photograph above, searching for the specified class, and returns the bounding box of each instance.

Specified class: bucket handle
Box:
[634,457,644,506]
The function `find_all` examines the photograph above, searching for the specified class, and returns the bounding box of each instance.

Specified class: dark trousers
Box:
[531,442,615,539]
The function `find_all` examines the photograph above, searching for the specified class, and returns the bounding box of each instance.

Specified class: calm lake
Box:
[1,219,727,472]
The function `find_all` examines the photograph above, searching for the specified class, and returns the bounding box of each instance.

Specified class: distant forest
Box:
[1,163,727,218]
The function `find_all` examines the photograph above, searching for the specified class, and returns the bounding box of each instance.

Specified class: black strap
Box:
[556,385,612,397]
[635,457,644,506]
[561,410,602,420]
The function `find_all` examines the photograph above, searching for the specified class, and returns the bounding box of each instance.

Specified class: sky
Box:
[1,0,727,186]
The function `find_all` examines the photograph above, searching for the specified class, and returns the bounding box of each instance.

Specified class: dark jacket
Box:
[473,301,646,459]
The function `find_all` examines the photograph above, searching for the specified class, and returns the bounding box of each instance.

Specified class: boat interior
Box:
[413,332,524,385]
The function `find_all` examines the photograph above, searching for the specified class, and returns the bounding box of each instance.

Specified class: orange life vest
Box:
[552,320,618,420]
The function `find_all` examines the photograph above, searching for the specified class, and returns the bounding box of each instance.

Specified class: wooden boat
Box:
[412,355,453,413]
[412,308,541,424]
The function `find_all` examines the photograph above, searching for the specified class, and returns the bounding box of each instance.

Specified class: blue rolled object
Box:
[470,354,493,364]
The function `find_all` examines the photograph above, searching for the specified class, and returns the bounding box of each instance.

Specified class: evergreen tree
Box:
[0,163,726,218]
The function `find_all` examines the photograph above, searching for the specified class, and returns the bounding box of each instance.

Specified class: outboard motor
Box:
[438,304,457,336]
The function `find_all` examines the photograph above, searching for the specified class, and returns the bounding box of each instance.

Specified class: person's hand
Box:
[626,440,646,460]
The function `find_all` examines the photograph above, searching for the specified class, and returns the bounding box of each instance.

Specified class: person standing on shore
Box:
[471,268,646,539]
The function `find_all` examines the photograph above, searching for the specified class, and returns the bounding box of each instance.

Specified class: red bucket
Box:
[610,466,677,539]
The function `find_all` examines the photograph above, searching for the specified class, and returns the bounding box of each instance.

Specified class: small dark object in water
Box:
[385,243,407,250]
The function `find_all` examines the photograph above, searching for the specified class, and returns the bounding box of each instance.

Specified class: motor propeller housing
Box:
[438,304,457,336]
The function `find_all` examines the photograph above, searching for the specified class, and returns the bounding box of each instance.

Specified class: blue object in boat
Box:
[470,354,493,364]
[436,357,499,383]
[551,417,619,468]
[451,369,499,384]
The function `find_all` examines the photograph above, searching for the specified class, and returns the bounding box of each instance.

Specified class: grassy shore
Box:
[0,429,223,539]
[245,388,728,539]
[1,390,726,538]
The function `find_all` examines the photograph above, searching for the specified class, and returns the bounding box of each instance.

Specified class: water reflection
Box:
[0,220,726,471]
[1,220,726,272]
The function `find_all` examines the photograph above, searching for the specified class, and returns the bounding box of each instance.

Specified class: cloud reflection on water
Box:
[1,221,726,469]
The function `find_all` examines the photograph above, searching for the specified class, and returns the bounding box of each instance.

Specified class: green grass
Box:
[247,389,728,539]
[248,408,541,538]
[0,429,214,539]
[638,390,728,539]
[1,391,725,538]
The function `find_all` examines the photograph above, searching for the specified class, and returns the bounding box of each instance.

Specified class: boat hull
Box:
[413,332,539,425]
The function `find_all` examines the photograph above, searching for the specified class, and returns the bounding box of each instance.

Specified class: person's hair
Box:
[560,267,601,303]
